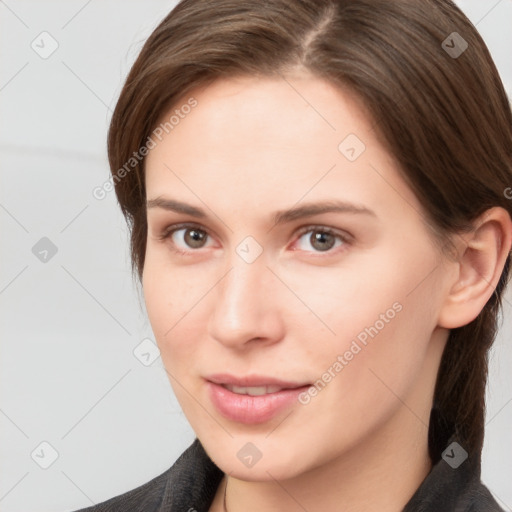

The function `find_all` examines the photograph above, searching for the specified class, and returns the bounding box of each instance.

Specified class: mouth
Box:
[205,373,311,424]
[220,384,290,395]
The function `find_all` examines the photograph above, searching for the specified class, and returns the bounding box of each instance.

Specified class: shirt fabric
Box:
[73,437,504,512]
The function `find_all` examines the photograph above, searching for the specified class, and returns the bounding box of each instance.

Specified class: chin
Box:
[201,432,320,482]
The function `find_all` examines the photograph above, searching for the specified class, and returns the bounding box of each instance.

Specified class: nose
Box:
[207,254,285,350]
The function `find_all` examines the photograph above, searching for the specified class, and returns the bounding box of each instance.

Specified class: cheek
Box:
[284,245,436,350]
[297,296,439,460]
[301,245,441,396]
[142,254,213,374]
[143,248,201,334]
[328,285,441,429]
[142,258,180,357]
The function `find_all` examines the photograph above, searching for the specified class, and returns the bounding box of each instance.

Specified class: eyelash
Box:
[156,222,352,256]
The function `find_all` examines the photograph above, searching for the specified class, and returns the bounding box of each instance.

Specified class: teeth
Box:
[224,384,283,395]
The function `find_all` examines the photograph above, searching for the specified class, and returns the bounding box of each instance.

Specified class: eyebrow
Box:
[146,197,376,225]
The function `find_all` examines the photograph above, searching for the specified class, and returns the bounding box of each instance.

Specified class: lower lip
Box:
[207,381,310,424]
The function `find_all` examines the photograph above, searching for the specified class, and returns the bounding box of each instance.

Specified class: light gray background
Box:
[1,1,511,511]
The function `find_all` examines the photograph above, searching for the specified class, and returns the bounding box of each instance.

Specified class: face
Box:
[143,74,453,480]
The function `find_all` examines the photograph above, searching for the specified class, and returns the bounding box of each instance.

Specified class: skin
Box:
[142,73,512,512]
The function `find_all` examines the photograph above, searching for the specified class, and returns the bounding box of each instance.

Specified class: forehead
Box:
[151,74,370,155]
[144,75,421,224]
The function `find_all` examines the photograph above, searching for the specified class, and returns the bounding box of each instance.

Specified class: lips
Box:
[205,373,311,423]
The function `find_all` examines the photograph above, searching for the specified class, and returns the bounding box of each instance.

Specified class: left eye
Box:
[294,227,348,253]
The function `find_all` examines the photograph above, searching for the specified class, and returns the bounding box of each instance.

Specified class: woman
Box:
[75,0,511,510]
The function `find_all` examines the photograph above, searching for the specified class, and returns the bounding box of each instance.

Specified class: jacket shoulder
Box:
[466,482,505,512]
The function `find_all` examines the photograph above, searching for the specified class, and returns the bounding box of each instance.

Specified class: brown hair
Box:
[107,0,512,461]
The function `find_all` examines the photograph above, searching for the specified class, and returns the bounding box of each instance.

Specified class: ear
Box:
[438,207,512,329]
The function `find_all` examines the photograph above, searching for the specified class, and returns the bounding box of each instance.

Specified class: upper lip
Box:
[206,373,310,389]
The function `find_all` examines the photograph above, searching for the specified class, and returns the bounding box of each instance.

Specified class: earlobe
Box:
[438,207,512,329]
